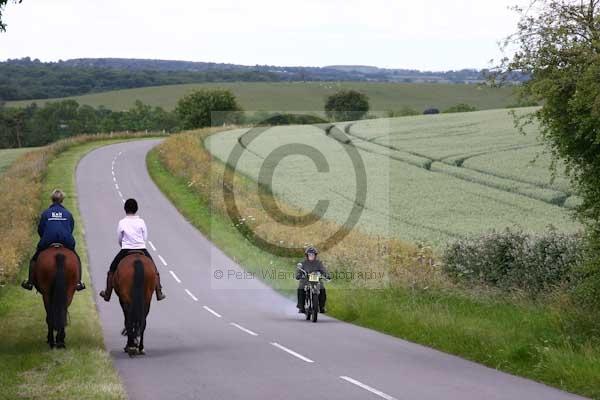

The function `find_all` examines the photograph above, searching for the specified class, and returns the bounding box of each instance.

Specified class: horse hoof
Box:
[56,343,65,349]
[48,343,55,349]
[127,347,138,357]
[138,349,145,355]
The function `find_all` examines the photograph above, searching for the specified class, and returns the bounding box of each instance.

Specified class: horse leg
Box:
[138,319,146,355]
[46,321,55,348]
[124,305,138,355]
[44,300,55,348]
[56,327,66,349]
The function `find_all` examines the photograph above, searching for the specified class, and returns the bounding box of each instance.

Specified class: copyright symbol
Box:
[217,112,367,257]
[214,270,224,279]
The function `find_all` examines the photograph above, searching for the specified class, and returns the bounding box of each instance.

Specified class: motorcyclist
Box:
[296,246,330,314]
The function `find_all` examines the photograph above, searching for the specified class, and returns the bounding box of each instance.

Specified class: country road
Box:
[76,140,587,400]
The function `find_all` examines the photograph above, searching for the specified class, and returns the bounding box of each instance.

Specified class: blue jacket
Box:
[37,203,76,250]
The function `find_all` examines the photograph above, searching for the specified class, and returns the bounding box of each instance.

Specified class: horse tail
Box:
[129,259,145,332]
[50,253,68,329]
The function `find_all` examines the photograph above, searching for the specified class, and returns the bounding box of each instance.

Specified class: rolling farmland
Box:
[7,81,517,113]
[205,108,581,246]
[0,147,37,174]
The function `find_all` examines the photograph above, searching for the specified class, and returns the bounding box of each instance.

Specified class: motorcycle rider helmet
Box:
[304,246,318,257]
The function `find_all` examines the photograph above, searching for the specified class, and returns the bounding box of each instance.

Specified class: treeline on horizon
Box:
[0,57,527,101]
[0,100,178,148]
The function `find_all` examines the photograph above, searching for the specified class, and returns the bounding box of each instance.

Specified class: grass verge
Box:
[148,135,600,399]
[0,139,149,400]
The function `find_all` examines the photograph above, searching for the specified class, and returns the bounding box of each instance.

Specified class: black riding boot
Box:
[319,288,327,313]
[99,272,114,302]
[297,288,306,313]
[74,253,86,291]
[21,259,35,290]
[155,272,166,301]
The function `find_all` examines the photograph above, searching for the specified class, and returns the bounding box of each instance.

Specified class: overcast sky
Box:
[0,0,528,71]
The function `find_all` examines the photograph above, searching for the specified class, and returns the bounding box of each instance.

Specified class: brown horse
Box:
[34,244,79,349]
[113,252,156,357]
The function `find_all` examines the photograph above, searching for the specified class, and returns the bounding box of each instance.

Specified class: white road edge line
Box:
[169,270,181,283]
[158,255,168,266]
[148,241,156,251]
[117,191,123,198]
[203,305,222,318]
[112,170,115,176]
[185,289,198,301]
[340,376,397,400]
[270,342,314,363]
[113,176,116,182]
[115,184,119,190]
[230,322,258,336]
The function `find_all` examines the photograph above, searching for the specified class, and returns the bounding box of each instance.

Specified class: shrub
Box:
[386,106,420,118]
[324,90,370,121]
[423,108,440,115]
[248,113,328,126]
[442,227,584,294]
[443,103,478,113]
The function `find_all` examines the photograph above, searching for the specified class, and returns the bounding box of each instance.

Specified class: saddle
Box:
[49,243,64,248]
[125,250,145,256]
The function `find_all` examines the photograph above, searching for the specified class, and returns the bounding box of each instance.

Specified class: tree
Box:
[175,89,241,130]
[0,0,22,32]
[499,0,600,313]
[324,90,370,121]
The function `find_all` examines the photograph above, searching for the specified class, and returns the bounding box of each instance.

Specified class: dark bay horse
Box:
[113,252,156,357]
[34,244,79,349]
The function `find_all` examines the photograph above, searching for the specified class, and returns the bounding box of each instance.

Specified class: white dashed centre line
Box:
[270,342,314,363]
[340,376,397,400]
[202,306,222,318]
[158,255,167,266]
[185,289,198,302]
[230,322,258,336]
[169,270,181,283]
[148,241,156,251]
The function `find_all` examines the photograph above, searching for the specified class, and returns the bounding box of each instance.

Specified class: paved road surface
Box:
[76,140,587,400]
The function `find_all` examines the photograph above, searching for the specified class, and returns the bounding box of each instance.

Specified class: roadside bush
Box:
[442,227,584,295]
[423,108,440,115]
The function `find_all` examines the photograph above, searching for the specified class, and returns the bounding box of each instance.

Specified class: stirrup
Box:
[99,290,111,302]
[76,282,86,291]
[156,290,166,301]
[21,280,33,291]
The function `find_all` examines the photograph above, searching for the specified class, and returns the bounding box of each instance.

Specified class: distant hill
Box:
[0,57,525,102]
[63,58,503,84]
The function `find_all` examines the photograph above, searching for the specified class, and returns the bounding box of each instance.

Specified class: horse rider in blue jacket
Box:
[21,189,85,291]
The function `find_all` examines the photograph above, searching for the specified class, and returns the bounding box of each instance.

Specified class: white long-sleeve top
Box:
[117,215,148,249]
